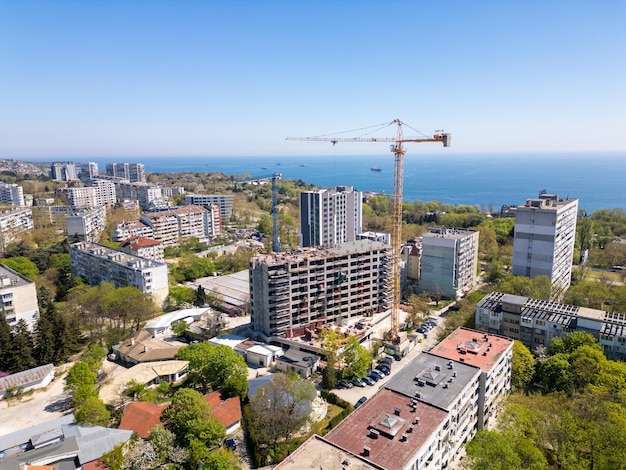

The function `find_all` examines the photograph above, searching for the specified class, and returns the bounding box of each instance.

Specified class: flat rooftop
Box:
[324,389,448,470]
[384,352,480,411]
[430,327,512,373]
[71,241,167,268]
[0,264,34,289]
[274,434,381,470]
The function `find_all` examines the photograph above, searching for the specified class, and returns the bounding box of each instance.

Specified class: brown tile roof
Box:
[325,389,448,470]
[120,236,162,249]
[117,330,183,363]
[82,460,111,470]
[429,327,513,373]
[204,391,242,429]
[119,402,168,438]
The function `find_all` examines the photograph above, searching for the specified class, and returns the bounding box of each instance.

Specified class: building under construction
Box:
[249,239,391,339]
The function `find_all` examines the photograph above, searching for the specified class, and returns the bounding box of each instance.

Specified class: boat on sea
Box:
[261,166,268,170]
[371,166,382,172]
[299,163,305,167]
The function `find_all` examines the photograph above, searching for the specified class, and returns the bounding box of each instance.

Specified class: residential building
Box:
[0,208,34,254]
[0,264,39,327]
[91,178,117,205]
[112,220,154,242]
[0,183,25,206]
[115,181,162,209]
[184,193,234,219]
[69,241,169,305]
[429,327,513,429]
[475,291,626,360]
[299,185,363,247]
[160,185,186,198]
[120,236,164,262]
[512,192,579,294]
[357,231,390,244]
[50,162,77,182]
[418,227,479,299]
[79,161,99,180]
[140,205,219,246]
[0,364,54,399]
[249,240,391,338]
[105,162,145,183]
[65,206,106,242]
[204,391,243,434]
[63,183,116,207]
[119,402,168,438]
[275,348,320,377]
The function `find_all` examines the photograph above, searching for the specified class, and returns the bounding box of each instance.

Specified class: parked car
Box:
[337,380,353,389]
[362,375,375,386]
[223,438,236,450]
[373,367,386,377]
[369,370,382,381]
[352,377,366,388]
[380,356,394,365]
[392,354,403,361]
[355,396,368,408]
[376,364,390,375]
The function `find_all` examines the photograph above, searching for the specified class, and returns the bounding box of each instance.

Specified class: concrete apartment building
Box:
[140,205,220,246]
[0,183,25,206]
[70,241,169,305]
[249,240,391,339]
[0,208,34,254]
[475,291,626,360]
[91,178,117,205]
[512,192,579,294]
[112,220,155,242]
[0,264,39,328]
[184,193,234,219]
[418,227,479,299]
[115,181,162,209]
[278,327,513,470]
[120,236,165,262]
[79,161,99,180]
[50,162,77,182]
[65,206,107,242]
[299,185,363,247]
[106,162,146,183]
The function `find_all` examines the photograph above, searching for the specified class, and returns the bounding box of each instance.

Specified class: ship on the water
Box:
[370,166,382,172]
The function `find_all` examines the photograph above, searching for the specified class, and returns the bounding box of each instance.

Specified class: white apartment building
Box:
[70,241,169,305]
[65,186,97,207]
[79,162,99,180]
[160,185,186,198]
[50,162,77,182]
[0,264,39,328]
[66,206,107,242]
[115,181,162,209]
[184,194,234,219]
[113,220,155,243]
[120,236,165,262]
[92,178,117,205]
[106,162,146,183]
[0,208,34,254]
[0,183,25,206]
[512,192,579,294]
[249,240,391,338]
[299,185,362,248]
[475,291,626,360]
[140,205,219,246]
[419,227,479,299]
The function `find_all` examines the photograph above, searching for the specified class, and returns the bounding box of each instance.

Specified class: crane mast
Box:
[287,119,450,343]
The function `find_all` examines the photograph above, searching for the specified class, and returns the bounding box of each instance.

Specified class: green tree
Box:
[74,396,110,426]
[464,430,523,470]
[249,373,316,451]
[195,285,208,307]
[8,319,36,372]
[167,285,196,310]
[538,354,572,393]
[1,256,39,279]
[321,353,338,390]
[172,320,189,337]
[511,340,535,390]
[341,336,371,379]
[0,314,12,371]
[65,361,97,394]
[203,448,241,470]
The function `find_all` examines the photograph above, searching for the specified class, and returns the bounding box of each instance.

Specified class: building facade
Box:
[120,236,165,262]
[184,194,234,219]
[140,205,220,246]
[0,264,39,328]
[50,162,77,182]
[79,162,99,180]
[65,206,107,242]
[0,208,34,254]
[249,240,391,338]
[70,241,169,305]
[0,183,25,206]
[512,192,579,294]
[115,181,162,209]
[105,162,146,183]
[475,291,626,360]
[418,227,479,299]
[299,186,363,248]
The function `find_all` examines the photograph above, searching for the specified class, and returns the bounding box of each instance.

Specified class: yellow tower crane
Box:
[287,119,451,343]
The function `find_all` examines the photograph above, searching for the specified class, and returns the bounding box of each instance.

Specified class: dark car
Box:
[380,356,394,365]
[352,377,366,388]
[376,364,390,375]
[355,396,368,408]
[369,370,382,381]
[337,379,353,389]
[362,375,375,386]
[224,438,236,450]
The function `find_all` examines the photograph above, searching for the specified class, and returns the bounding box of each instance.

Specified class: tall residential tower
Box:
[512,192,578,294]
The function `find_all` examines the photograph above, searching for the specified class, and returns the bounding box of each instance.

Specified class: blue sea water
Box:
[34,152,626,213]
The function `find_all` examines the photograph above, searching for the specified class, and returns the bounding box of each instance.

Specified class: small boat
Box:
[299,163,305,167]
[371,166,382,172]
[261,166,267,170]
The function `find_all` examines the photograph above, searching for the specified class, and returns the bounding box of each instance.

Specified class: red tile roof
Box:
[204,391,242,429]
[82,461,111,470]
[119,401,168,438]
[120,235,162,249]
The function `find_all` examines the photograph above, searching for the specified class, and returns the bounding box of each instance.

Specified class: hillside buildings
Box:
[69,241,169,305]
[475,291,626,360]
[140,205,221,246]
[0,183,25,206]
[418,227,479,299]
[0,264,39,328]
[50,162,77,182]
[79,161,99,180]
[120,236,165,262]
[105,162,146,183]
[279,327,513,470]
[299,186,363,247]
[249,240,391,338]
[512,192,579,294]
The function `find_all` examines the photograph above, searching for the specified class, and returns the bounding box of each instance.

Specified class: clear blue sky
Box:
[1,1,624,158]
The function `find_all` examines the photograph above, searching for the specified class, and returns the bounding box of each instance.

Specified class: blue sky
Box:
[1,1,625,158]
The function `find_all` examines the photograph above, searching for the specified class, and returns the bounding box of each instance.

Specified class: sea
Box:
[29,152,626,213]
